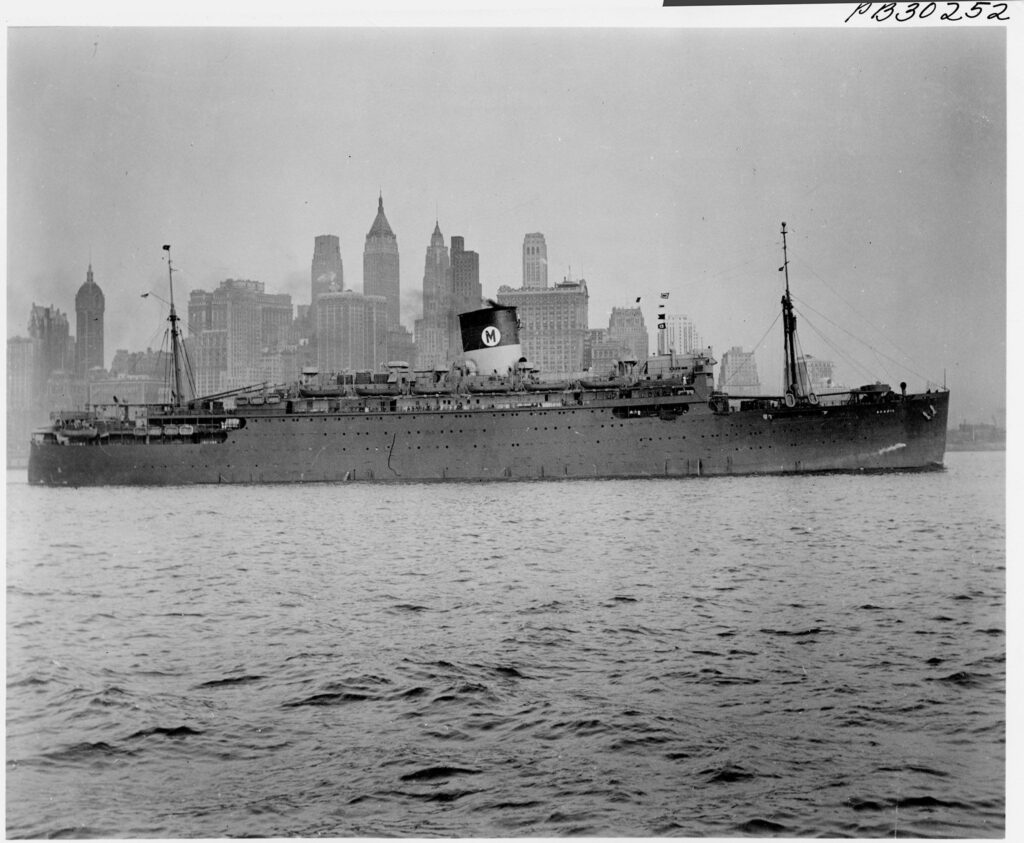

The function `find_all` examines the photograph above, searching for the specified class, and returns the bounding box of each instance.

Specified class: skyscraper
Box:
[28,303,72,386]
[74,264,105,376]
[495,278,589,378]
[522,232,548,289]
[719,346,761,396]
[795,354,838,393]
[311,235,344,329]
[363,194,400,328]
[7,337,37,414]
[188,278,293,395]
[316,291,388,373]
[450,236,481,313]
[7,336,39,464]
[607,306,649,362]
[414,221,453,369]
[584,306,648,374]
[260,291,295,352]
[657,313,704,355]
[27,303,81,417]
[449,235,482,356]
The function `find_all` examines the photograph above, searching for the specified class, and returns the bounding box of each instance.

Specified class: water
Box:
[6,452,1005,837]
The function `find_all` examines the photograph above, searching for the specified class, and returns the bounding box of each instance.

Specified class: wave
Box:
[197,674,265,688]
[700,763,760,784]
[126,725,203,740]
[399,765,482,782]
[732,817,791,834]
[759,626,830,637]
[39,741,138,764]
[929,670,991,688]
[282,691,370,707]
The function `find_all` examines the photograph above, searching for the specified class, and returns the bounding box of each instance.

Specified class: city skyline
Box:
[7,24,1008,425]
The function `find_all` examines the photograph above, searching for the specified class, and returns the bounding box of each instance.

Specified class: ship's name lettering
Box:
[845,1,1009,21]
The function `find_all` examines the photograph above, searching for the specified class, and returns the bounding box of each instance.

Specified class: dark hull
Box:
[28,391,949,486]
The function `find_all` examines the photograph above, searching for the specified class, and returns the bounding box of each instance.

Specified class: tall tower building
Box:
[795,354,838,393]
[311,235,344,328]
[414,221,453,369]
[522,232,548,289]
[657,313,704,355]
[449,236,482,356]
[316,291,388,373]
[607,306,649,362]
[719,346,761,396]
[7,337,37,414]
[363,194,400,328]
[8,336,39,464]
[495,279,589,378]
[450,236,481,314]
[28,303,72,385]
[187,278,292,395]
[74,264,105,376]
[260,291,295,352]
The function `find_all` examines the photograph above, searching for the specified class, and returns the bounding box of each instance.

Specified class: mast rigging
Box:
[164,244,186,407]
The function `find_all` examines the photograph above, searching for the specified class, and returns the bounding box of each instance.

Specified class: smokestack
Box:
[459,305,523,375]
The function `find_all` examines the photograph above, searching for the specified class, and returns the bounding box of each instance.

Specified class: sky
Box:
[5,12,1011,427]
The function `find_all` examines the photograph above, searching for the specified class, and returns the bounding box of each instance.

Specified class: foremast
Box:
[779,222,815,407]
[163,244,189,408]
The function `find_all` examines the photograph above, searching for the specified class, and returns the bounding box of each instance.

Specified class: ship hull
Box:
[28,391,949,486]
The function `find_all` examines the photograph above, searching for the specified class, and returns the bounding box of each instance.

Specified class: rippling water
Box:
[6,452,1005,837]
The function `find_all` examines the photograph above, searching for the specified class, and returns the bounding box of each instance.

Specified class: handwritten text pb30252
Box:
[845,2,1010,23]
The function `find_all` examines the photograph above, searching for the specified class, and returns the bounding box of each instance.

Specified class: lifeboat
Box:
[61,426,99,441]
[465,376,514,394]
[354,383,401,396]
[578,375,632,390]
[524,379,572,392]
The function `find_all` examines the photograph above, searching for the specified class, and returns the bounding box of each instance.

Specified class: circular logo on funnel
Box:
[481,326,501,347]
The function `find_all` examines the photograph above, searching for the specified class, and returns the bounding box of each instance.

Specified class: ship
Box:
[27,225,949,486]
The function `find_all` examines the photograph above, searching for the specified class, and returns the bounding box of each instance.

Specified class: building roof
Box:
[366,194,395,240]
[75,264,105,308]
[430,220,444,247]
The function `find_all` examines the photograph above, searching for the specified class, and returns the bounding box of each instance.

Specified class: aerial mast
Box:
[163,244,185,408]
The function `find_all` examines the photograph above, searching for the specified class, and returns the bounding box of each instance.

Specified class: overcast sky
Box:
[6,17,1009,425]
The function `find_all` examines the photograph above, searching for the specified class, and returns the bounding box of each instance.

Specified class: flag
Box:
[163,244,171,251]
[779,266,785,272]
[657,323,667,330]
[140,292,149,298]
[635,297,641,303]
[660,292,670,299]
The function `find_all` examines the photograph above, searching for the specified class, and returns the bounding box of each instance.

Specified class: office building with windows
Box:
[522,232,548,289]
[496,278,589,377]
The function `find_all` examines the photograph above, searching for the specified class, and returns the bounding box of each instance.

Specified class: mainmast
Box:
[780,222,801,404]
[778,222,819,407]
[163,244,185,407]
